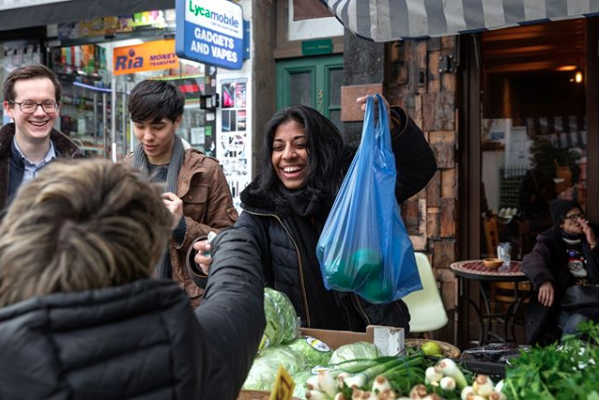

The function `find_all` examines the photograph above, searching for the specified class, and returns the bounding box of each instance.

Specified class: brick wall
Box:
[386,37,459,344]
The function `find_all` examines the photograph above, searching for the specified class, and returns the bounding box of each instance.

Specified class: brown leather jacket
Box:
[125,149,238,306]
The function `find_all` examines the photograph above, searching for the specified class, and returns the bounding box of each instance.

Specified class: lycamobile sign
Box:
[175,0,244,70]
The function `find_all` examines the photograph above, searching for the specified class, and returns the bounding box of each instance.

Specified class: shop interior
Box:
[479,19,587,260]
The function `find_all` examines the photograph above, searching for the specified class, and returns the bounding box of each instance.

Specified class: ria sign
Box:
[176,0,244,70]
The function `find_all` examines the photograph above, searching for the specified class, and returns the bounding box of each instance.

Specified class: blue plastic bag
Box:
[316,94,422,304]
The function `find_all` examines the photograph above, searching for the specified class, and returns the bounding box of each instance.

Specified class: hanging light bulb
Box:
[575,71,583,83]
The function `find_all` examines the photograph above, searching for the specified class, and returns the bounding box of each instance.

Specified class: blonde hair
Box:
[0,159,172,307]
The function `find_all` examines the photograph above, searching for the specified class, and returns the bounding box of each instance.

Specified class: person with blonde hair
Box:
[0,159,264,400]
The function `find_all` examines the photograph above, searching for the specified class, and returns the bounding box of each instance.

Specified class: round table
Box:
[450,260,527,281]
[450,260,530,345]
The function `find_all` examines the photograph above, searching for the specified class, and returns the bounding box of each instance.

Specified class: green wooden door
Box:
[276,55,343,130]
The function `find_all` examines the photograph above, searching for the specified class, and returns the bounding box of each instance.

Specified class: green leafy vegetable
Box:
[503,320,599,399]
[260,288,301,350]
[243,345,308,391]
[288,336,332,368]
[329,341,379,365]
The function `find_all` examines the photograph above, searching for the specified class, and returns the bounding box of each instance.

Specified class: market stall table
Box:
[450,260,530,345]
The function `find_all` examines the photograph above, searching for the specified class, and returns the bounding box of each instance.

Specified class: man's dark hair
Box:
[128,80,185,124]
[251,105,346,206]
[3,64,62,102]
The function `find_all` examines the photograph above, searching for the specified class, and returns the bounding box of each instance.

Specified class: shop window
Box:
[47,9,214,160]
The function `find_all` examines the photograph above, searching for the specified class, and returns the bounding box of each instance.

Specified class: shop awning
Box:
[320,0,599,42]
[0,0,175,31]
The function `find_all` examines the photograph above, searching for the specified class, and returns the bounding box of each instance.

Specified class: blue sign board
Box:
[176,0,244,70]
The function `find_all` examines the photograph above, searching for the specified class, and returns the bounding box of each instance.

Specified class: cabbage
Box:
[328,341,379,365]
[260,288,300,350]
[243,345,308,391]
[288,336,332,368]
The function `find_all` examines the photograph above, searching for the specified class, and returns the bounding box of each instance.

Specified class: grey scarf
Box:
[132,135,185,194]
[132,135,185,278]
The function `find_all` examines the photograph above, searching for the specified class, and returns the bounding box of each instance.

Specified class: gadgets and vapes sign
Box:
[175,0,245,70]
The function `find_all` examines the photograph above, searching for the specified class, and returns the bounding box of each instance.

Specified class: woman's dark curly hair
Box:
[251,105,346,206]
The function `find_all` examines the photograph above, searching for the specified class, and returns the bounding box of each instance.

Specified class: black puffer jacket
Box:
[0,279,203,400]
[0,230,265,400]
[234,114,437,333]
[521,225,599,345]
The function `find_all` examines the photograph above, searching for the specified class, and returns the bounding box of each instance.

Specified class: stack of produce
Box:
[243,288,331,394]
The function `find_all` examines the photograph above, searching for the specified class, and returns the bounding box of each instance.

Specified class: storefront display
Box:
[45,9,215,160]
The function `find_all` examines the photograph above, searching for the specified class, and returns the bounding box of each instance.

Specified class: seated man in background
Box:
[0,159,264,400]
[521,199,599,346]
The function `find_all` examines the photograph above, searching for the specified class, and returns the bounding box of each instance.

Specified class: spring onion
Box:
[434,358,468,390]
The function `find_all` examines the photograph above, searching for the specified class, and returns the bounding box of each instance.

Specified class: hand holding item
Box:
[193,236,214,276]
[538,281,554,307]
[579,218,597,249]
[162,192,184,229]
[356,94,393,127]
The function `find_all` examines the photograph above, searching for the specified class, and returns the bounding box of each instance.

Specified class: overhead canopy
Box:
[0,0,175,31]
[320,0,599,42]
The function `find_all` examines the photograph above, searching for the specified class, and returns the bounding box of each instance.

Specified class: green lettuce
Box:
[328,341,379,365]
[242,345,308,391]
[288,336,332,368]
[260,288,301,350]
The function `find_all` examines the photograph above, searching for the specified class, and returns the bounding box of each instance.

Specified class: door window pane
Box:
[329,67,343,106]
[289,72,312,107]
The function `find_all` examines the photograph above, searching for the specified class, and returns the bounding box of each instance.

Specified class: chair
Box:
[490,281,532,313]
[484,217,528,313]
[483,216,500,257]
[402,253,448,333]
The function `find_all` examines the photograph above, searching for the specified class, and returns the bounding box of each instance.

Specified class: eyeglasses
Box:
[9,100,59,114]
[564,212,585,221]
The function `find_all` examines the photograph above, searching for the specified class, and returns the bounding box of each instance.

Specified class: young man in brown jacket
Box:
[126,80,237,307]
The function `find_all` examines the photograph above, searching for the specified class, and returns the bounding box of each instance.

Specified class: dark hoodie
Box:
[521,199,599,345]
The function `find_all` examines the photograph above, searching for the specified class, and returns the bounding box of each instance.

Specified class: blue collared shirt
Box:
[13,137,57,184]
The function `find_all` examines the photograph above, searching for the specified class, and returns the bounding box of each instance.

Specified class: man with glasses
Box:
[521,199,599,345]
[0,64,81,210]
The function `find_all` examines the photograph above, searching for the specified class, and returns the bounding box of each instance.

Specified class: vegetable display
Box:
[244,288,599,399]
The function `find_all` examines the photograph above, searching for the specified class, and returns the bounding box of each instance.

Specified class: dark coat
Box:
[0,279,204,400]
[0,229,265,400]
[0,123,82,210]
[196,228,265,399]
[521,224,599,345]
[231,113,437,333]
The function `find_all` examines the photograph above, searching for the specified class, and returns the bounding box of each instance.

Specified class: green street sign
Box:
[301,39,333,56]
